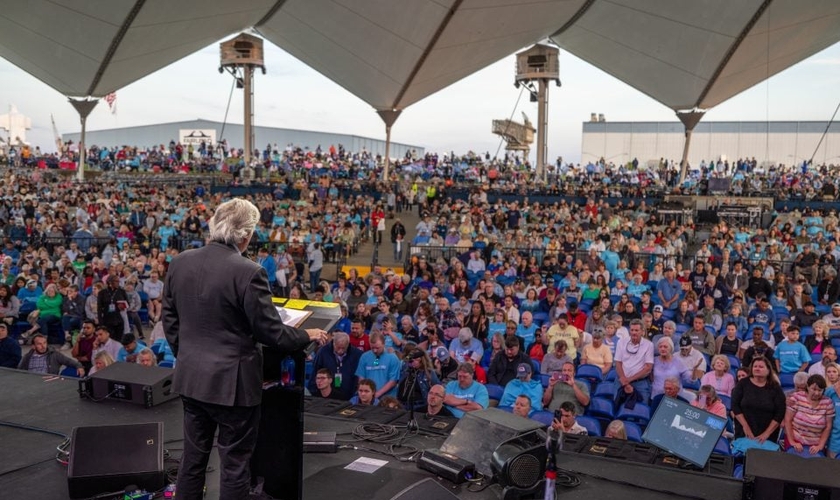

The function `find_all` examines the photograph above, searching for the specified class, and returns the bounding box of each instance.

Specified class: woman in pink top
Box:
[701,354,736,397]
[692,385,727,418]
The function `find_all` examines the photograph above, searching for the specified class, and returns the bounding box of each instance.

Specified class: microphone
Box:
[546,427,561,454]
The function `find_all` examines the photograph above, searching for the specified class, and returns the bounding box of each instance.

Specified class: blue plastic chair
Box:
[624,421,643,443]
[617,403,651,427]
[486,383,505,403]
[530,410,554,426]
[780,372,796,389]
[726,355,740,369]
[576,364,604,386]
[60,366,79,378]
[594,381,617,400]
[714,436,731,456]
[605,368,617,382]
[577,416,602,436]
[159,360,175,368]
[586,397,616,422]
[719,394,732,411]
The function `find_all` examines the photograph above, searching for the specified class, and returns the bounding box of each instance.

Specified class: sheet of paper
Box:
[344,456,388,474]
[275,306,311,328]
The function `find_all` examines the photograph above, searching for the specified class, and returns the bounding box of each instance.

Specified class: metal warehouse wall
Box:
[581,121,840,167]
[63,119,424,159]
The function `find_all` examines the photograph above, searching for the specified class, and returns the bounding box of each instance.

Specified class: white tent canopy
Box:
[1,0,839,112]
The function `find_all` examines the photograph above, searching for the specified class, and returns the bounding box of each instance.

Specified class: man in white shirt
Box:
[91,325,122,361]
[615,319,654,404]
[466,251,486,274]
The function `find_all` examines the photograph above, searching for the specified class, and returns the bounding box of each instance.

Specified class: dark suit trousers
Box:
[178,396,261,500]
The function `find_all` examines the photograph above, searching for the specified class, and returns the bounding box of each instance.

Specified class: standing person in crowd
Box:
[307,242,323,293]
[161,198,328,500]
[390,218,406,262]
[355,331,401,399]
[731,357,786,443]
[615,319,654,404]
[98,275,128,342]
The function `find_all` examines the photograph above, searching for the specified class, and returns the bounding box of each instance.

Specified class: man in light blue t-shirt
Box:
[355,332,401,398]
[773,326,811,374]
[443,363,489,418]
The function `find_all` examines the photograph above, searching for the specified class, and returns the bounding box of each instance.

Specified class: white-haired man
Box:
[162,198,329,500]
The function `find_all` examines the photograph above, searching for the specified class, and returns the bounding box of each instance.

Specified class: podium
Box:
[250,299,340,500]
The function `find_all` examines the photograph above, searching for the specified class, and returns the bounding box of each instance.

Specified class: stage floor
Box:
[0,368,742,500]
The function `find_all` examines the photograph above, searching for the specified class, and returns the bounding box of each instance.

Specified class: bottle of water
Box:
[280,356,296,387]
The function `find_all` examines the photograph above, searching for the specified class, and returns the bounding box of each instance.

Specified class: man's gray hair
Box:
[208,198,260,246]
[333,331,350,346]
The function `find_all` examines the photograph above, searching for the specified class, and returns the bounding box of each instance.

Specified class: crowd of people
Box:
[2,140,840,471]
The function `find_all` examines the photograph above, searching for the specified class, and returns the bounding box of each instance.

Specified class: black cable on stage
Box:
[0,419,68,439]
[80,388,118,403]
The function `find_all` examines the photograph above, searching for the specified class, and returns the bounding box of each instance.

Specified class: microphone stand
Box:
[396,368,419,448]
[543,428,561,500]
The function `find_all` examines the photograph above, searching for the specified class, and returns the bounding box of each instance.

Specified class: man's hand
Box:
[76,367,85,377]
[306,328,329,346]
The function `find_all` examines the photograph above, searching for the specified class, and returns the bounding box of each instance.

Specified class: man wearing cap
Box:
[822,303,840,337]
[488,336,533,386]
[355,332,401,399]
[449,327,483,364]
[543,362,590,415]
[676,335,707,379]
[546,315,581,361]
[432,345,459,380]
[615,319,654,404]
[116,333,147,363]
[308,331,362,401]
[649,305,666,336]
[499,362,543,413]
[656,267,682,311]
[443,363,489,418]
[793,301,820,328]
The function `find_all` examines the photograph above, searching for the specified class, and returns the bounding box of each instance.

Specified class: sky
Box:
[2,38,840,163]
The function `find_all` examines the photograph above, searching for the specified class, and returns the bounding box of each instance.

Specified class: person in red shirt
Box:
[348,320,370,352]
[370,205,385,246]
[565,302,588,332]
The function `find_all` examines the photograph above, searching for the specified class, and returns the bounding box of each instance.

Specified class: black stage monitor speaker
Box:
[743,449,840,500]
[491,431,547,498]
[67,422,165,499]
[304,397,351,416]
[389,478,459,500]
[440,408,543,477]
[80,362,177,408]
[329,404,405,424]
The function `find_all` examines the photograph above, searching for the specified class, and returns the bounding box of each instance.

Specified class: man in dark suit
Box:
[97,275,128,342]
[162,198,328,500]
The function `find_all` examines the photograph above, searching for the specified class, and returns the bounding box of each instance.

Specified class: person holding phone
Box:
[542,361,590,415]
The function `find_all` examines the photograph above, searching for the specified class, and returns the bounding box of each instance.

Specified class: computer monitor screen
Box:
[642,397,726,467]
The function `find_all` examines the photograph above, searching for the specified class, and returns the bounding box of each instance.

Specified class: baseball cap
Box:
[653,305,663,313]
[434,346,450,362]
[458,328,473,343]
[678,335,692,348]
[832,303,840,309]
[405,349,425,361]
[516,363,532,380]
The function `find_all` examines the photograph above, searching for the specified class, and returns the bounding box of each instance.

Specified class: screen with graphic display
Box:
[642,397,726,467]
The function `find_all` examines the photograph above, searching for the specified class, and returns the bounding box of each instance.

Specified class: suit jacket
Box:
[162,242,310,407]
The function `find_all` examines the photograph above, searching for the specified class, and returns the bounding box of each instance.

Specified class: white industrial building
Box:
[581,121,840,167]
[63,119,423,159]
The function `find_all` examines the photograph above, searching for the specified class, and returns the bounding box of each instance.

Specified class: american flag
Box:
[104,92,117,114]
